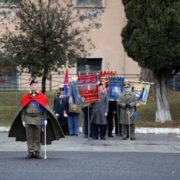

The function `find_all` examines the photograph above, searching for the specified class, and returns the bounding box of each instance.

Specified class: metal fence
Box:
[0,71,179,91]
[167,73,180,91]
[0,71,139,91]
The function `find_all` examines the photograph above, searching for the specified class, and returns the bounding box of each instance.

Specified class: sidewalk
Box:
[1,126,180,134]
[1,131,180,153]
[1,126,180,154]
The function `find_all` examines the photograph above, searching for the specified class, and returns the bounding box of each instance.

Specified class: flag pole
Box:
[88,105,90,140]
[116,102,120,136]
[127,110,131,141]
[85,69,91,141]
[44,123,47,159]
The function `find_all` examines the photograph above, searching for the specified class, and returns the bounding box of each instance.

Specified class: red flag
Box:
[0,78,5,84]
[64,68,69,95]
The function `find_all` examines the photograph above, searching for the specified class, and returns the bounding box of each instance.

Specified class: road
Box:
[0,151,180,180]
[0,132,180,180]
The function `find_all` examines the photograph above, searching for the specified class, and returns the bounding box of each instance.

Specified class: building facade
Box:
[73,0,140,76]
[0,0,141,90]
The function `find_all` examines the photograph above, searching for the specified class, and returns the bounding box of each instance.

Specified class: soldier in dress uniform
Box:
[54,84,69,135]
[118,82,137,140]
[9,79,64,159]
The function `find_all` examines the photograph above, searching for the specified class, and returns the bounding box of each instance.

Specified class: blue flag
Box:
[69,81,82,105]
[109,76,124,101]
[132,111,137,121]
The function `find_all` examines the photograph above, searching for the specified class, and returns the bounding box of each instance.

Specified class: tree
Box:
[121,0,180,122]
[2,0,102,93]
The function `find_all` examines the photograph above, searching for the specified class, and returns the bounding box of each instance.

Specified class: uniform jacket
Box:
[118,92,137,124]
[53,95,68,127]
[91,92,108,125]
[8,92,65,145]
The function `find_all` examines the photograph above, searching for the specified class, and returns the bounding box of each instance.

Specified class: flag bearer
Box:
[118,82,137,140]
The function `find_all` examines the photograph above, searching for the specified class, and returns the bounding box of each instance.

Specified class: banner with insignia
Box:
[108,76,124,101]
[69,80,82,105]
[128,81,152,104]
[78,74,99,103]
[99,71,117,86]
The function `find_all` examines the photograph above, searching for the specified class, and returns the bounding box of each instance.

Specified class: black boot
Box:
[130,137,136,140]
[25,152,34,159]
[108,133,114,137]
[34,151,42,159]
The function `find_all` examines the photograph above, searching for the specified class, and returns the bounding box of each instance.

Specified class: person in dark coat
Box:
[54,85,69,135]
[8,79,65,159]
[91,83,108,140]
[107,101,122,137]
[106,85,122,137]
[118,82,137,140]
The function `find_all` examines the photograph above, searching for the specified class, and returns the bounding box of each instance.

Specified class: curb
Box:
[0,127,10,132]
[1,126,180,134]
[135,127,180,134]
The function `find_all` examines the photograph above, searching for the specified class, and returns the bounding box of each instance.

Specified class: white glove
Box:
[44,120,47,126]
[64,113,68,117]
[22,121,26,127]
[55,113,59,117]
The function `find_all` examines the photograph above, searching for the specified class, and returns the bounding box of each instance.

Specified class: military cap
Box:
[123,82,131,88]
[29,79,38,86]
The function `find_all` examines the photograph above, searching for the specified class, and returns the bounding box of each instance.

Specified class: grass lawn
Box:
[0,90,180,127]
[136,91,180,127]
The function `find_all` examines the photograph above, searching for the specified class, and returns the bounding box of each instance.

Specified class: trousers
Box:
[25,124,41,152]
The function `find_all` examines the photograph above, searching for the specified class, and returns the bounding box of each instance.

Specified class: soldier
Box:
[54,84,69,135]
[9,79,64,159]
[118,82,137,140]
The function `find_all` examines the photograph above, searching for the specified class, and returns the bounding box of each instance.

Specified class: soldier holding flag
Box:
[118,82,137,140]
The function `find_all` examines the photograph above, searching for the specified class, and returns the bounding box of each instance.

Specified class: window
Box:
[75,0,105,7]
[0,0,20,3]
[0,0,6,5]
[0,0,21,7]
[0,10,12,17]
[0,72,18,90]
[0,0,21,4]
[77,58,102,75]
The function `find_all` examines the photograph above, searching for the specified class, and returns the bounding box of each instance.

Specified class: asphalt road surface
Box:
[0,132,180,180]
[0,151,180,180]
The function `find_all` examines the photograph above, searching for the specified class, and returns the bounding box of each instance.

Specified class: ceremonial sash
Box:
[31,101,46,127]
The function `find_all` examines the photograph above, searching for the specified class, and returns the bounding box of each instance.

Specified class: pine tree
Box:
[121,0,180,122]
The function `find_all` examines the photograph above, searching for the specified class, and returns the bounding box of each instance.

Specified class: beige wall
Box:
[0,0,141,90]
[77,0,140,76]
